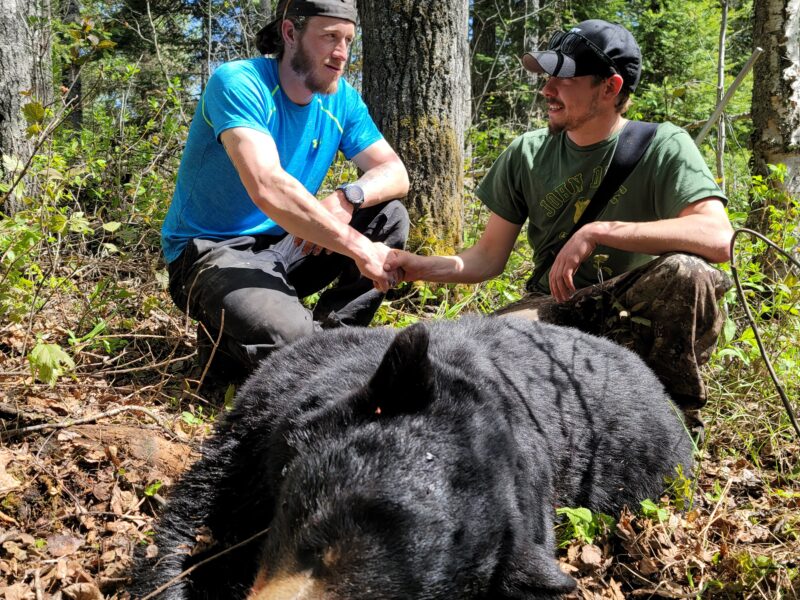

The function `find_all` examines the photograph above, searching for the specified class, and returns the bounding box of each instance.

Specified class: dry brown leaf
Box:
[1,542,27,562]
[0,583,35,600]
[0,452,21,496]
[110,486,137,516]
[46,533,83,558]
[608,578,625,600]
[580,544,603,569]
[735,524,771,543]
[638,555,660,575]
[91,482,112,503]
[63,582,103,600]
[566,542,581,564]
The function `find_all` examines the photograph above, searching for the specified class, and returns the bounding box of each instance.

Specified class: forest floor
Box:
[0,292,798,600]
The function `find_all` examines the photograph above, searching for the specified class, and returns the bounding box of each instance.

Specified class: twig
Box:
[699,477,732,548]
[82,352,195,376]
[138,526,271,600]
[1,405,173,440]
[730,228,800,440]
[195,310,225,394]
[34,568,44,600]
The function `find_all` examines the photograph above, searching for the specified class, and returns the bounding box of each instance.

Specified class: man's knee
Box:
[221,288,316,347]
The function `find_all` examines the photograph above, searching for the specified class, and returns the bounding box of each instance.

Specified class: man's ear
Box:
[606,73,625,98]
[281,19,296,46]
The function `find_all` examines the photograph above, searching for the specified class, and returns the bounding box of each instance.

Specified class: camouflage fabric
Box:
[494,253,732,411]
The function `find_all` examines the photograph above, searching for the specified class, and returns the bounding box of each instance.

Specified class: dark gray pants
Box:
[168,200,409,373]
[495,253,732,411]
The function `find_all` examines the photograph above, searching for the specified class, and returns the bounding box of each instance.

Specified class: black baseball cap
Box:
[522,20,642,92]
[256,0,358,55]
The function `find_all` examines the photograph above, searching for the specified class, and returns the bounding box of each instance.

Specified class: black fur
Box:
[129,317,693,600]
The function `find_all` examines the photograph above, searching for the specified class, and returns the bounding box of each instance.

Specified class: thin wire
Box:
[729,228,800,439]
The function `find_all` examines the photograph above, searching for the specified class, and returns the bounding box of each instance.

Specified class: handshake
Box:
[358,244,415,293]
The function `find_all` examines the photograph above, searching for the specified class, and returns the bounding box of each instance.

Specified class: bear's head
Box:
[245,324,577,600]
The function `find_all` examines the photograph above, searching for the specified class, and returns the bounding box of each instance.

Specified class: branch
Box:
[1,405,174,440]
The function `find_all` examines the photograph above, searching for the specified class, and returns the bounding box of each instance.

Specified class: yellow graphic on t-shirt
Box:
[573,198,590,223]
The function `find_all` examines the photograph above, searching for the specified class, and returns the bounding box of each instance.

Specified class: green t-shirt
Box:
[475,122,726,291]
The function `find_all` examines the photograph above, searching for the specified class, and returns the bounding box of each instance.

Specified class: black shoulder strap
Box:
[526,120,659,293]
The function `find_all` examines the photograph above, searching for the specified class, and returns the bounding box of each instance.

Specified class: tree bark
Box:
[359,0,470,252]
[471,0,497,120]
[62,0,82,129]
[750,0,800,203]
[0,0,51,215]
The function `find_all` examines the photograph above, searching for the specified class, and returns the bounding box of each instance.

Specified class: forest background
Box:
[0,0,799,598]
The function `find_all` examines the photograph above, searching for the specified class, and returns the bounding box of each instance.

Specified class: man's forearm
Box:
[253,169,373,262]
[355,159,409,207]
[397,245,509,285]
[584,214,733,263]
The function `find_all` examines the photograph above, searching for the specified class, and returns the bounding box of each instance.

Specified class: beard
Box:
[290,37,340,96]
[547,91,601,135]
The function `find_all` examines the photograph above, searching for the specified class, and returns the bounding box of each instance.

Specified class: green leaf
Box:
[722,316,736,345]
[28,342,75,385]
[96,39,116,50]
[102,221,122,232]
[640,498,668,523]
[181,411,203,426]
[22,102,45,124]
[144,480,163,497]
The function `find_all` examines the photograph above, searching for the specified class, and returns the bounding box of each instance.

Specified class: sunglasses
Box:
[547,30,617,74]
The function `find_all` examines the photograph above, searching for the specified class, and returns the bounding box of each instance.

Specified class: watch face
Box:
[344,184,365,206]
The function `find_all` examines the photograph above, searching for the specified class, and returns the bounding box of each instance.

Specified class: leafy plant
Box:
[555,506,615,547]
[28,341,75,385]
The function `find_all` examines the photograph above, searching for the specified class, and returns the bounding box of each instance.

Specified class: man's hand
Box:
[293,191,354,256]
[384,249,426,283]
[356,242,403,292]
[548,224,599,302]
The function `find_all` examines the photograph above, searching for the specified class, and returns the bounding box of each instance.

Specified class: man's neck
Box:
[566,114,627,147]
[277,58,314,105]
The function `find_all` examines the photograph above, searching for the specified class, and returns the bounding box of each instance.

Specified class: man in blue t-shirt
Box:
[164,0,410,378]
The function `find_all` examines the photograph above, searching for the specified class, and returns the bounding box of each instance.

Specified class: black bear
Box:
[129,317,693,600]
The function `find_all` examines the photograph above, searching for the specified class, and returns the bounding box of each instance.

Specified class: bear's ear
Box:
[494,545,577,599]
[360,323,436,417]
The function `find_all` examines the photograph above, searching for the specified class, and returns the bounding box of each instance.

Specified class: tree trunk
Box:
[359,0,470,253]
[62,0,82,129]
[0,0,51,215]
[471,0,497,121]
[750,0,800,219]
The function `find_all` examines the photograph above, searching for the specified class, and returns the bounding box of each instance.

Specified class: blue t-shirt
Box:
[161,57,383,263]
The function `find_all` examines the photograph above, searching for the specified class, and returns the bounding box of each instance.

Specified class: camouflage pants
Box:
[494,253,732,411]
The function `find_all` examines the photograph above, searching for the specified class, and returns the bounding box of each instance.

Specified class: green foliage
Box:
[144,480,164,497]
[555,506,615,547]
[28,341,75,385]
[640,498,669,523]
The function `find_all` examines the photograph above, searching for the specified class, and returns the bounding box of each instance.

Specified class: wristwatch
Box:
[336,182,365,212]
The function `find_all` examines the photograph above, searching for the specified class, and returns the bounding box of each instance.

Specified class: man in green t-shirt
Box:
[384,19,733,424]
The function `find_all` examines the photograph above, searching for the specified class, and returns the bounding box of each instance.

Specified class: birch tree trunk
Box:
[750,0,800,201]
[359,0,470,252]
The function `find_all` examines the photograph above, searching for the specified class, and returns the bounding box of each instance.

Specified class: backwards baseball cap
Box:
[522,20,642,92]
[256,0,358,55]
